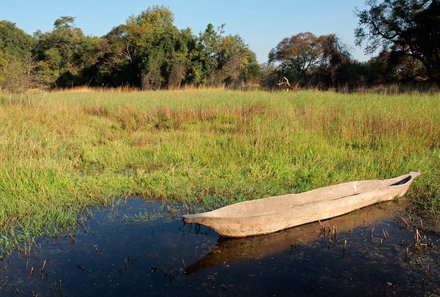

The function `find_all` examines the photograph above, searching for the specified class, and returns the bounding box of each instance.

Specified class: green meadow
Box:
[0,89,439,251]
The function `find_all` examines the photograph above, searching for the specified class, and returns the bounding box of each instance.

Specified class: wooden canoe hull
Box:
[183,172,420,237]
[185,202,403,274]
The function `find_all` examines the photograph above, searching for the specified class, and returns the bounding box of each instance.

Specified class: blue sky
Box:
[1,0,369,63]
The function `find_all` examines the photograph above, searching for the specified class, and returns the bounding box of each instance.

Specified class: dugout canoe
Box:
[183,172,420,237]
[185,202,402,274]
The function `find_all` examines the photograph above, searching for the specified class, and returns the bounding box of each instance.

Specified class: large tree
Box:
[0,21,33,59]
[194,23,259,86]
[269,32,323,83]
[355,0,440,82]
[214,33,259,86]
[96,6,194,89]
[0,21,34,91]
[268,32,351,87]
[314,34,353,87]
[32,17,100,87]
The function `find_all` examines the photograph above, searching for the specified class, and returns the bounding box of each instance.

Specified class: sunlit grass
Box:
[0,89,439,252]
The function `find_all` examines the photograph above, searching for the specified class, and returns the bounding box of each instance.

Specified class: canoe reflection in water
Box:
[185,202,404,274]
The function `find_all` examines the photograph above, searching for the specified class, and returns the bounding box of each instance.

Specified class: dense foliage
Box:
[0,1,438,91]
[0,7,259,91]
[268,33,354,89]
[0,21,33,91]
[355,0,440,83]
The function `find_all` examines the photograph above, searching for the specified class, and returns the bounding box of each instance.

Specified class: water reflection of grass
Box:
[0,89,439,252]
[123,211,163,223]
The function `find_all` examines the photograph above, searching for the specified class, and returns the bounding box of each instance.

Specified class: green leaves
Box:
[92,7,259,89]
[355,0,440,82]
[1,6,260,90]
[0,21,33,59]
[0,21,33,91]
[53,16,76,29]
[32,19,100,87]
[269,33,352,88]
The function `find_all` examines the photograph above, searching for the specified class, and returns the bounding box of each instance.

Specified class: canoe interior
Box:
[186,173,418,220]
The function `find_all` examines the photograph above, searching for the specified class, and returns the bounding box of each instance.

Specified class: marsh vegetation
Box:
[0,89,439,251]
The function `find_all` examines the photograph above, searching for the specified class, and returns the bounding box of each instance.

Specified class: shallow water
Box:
[0,198,439,297]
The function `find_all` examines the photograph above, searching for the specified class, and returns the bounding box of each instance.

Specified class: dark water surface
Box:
[1,198,439,297]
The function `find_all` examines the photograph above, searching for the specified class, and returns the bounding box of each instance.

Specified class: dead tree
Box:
[277,76,292,91]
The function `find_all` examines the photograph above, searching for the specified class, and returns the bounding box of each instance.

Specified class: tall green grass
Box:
[0,89,439,252]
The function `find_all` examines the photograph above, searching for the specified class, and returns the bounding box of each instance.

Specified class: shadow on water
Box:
[0,197,439,297]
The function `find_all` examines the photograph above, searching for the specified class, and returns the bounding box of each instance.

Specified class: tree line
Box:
[0,1,438,92]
